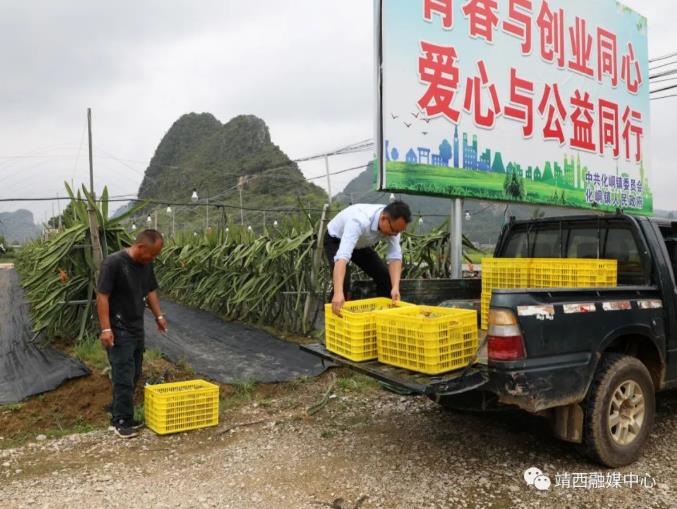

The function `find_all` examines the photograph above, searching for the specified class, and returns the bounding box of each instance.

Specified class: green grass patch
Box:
[219,379,258,415]
[143,347,163,362]
[233,379,256,399]
[175,356,194,374]
[47,418,98,439]
[0,403,24,412]
[73,337,109,371]
[134,403,144,423]
[336,374,380,393]
[288,375,313,391]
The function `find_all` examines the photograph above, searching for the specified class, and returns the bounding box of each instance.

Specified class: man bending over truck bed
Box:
[324,201,411,316]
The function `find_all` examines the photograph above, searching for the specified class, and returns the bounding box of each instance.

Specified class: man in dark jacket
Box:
[96,229,167,438]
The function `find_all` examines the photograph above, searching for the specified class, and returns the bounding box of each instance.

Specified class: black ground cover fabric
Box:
[0,268,89,404]
[144,299,329,384]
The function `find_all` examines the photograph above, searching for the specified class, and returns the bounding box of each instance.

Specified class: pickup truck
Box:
[302,213,677,467]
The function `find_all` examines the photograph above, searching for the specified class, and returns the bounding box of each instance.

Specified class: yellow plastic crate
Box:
[325,298,413,361]
[529,258,617,287]
[481,258,531,330]
[481,258,531,292]
[375,306,478,375]
[480,258,617,330]
[480,292,491,330]
[144,379,219,435]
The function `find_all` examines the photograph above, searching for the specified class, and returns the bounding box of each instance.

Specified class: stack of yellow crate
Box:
[325,298,478,375]
[480,258,618,329]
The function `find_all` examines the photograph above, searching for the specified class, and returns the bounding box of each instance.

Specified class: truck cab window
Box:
[531,229,561,258]
[503,231,528,257]
[566,228,599,258]
[658,227,677,283]
[604,228,645,285]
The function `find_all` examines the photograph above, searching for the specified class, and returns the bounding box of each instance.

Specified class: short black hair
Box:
[383,200,412,223]
[135,229,164,246]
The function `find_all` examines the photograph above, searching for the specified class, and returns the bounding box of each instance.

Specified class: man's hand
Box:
[331,292,345,316]
[100,330,114,349]
[391,287,401,305]
[156,316,168,332]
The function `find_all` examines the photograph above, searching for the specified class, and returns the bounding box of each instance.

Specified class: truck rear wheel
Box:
[582,353,655,467]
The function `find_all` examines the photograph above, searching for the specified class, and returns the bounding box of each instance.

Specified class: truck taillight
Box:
[487,309,526,361]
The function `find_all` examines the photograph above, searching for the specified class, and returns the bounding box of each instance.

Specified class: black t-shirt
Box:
[96,249,158,339]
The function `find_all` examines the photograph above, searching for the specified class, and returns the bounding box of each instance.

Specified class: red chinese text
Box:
[417,42,461,122]
[621,42,642,94]
[568,17,594,77]
[502,0,532,54]
[504,68,534,137]
[424,0,453,29]
[463,60,502,128]
[538,83,567,144]
[622,107,643,161]
[462,0,499,43]
[570,90,596,151]
[536,0,565,68]
[597,28,618,86]
[598,99,619,157]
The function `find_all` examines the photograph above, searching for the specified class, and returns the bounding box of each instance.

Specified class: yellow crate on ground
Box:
[529,258,617,287]
[325,297,413,361]
[375,306,478,375]
[145,379,219,435]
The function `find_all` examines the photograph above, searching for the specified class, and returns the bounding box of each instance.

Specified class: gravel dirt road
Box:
[1,373,675,509]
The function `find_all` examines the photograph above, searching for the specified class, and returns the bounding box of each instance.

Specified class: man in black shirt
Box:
[96,229,167,438]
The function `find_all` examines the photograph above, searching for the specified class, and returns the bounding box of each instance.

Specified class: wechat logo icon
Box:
[524,467,551,491]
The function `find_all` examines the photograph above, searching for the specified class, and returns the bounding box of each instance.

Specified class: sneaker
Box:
[113,420,140,439]
[113,425,139,439]
[109,418,144,430]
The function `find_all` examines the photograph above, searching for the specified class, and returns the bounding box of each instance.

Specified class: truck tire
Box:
[581,353,655,467]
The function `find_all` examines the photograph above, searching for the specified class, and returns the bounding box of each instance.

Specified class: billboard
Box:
[376,0,652,213]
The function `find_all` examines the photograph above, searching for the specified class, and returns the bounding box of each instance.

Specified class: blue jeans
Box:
[107,337,144,424]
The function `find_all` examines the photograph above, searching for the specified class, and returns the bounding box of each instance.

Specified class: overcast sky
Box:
[0,0,675,224]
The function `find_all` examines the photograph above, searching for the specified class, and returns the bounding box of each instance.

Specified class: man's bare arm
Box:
[388,259,402,303]
[147,290,168,332]
[331,259,348,316]
[96,293,114,348]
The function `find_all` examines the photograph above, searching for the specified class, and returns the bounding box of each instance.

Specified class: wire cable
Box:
[650,83,677,95]
[648,58,677,72]
[651,93,677,102]
[650,51,677,63]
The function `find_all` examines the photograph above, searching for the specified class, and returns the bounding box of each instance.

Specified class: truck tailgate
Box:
[300,343,489,397]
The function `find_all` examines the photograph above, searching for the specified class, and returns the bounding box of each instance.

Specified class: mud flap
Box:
[551,403,584,443]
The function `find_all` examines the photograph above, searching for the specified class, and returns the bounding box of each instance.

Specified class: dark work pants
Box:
[107,337,144,424]
[324,235,392,299]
